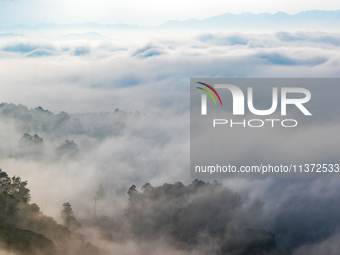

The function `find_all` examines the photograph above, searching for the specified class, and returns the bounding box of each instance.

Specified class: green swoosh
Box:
[197,87,217,105]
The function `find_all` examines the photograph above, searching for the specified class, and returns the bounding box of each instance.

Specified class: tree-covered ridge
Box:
[95,180,285,255]
[0,103,127,140]
[0,102,163,141]
[0,102,168,162]
[0,169,99,255]
[0,167,285,255]
[0,103,129,161]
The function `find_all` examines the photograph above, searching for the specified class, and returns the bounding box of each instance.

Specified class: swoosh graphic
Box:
[197,82,222,106]
[197,87,217,106]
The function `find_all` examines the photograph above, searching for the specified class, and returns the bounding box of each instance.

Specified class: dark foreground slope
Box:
[0,225,56,255]
[0,169,99,255]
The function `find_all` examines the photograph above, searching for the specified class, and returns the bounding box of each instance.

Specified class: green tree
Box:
[0,169,31,203]
[57,140,78,158]
[0,191,19,223]
[141,183,153,193]
[61,202,82,231]
[127,185,138,202]
[0,169,31,224]
[22,133,44,145]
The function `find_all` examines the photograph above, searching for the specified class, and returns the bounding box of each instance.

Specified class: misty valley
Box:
[0,103,339,255]
[0,103,283,255]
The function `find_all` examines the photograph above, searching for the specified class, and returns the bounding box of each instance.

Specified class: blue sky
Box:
[1,0,340,26]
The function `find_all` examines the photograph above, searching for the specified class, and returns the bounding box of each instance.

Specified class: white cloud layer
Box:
[0,30,340,254]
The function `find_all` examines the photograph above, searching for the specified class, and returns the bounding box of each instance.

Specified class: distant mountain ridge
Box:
[159,10,340,29]
[1,10,340,31]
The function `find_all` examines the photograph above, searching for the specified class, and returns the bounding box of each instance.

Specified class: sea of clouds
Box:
[0,29,340,254]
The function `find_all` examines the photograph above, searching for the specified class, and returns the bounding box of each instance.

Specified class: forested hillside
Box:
[0,168,99,255]
[0,166,284,255]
